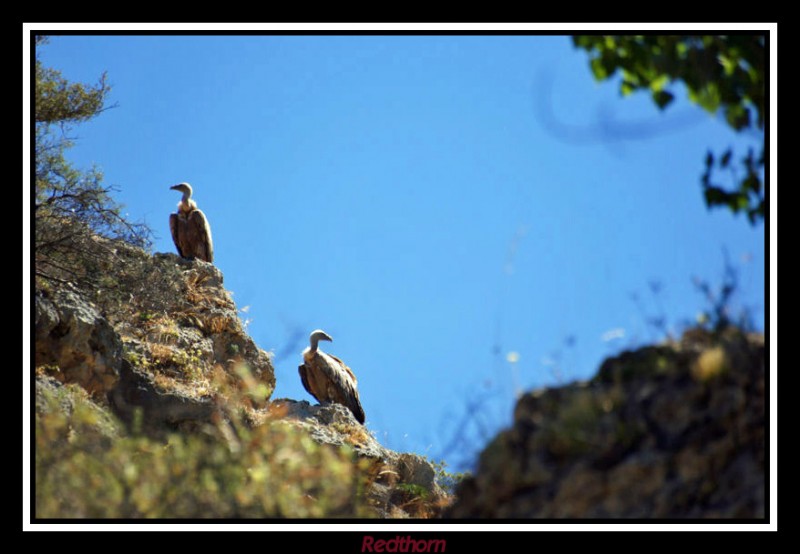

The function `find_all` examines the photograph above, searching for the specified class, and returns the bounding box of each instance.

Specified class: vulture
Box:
[299,329,366,424]
[169,182,214,263]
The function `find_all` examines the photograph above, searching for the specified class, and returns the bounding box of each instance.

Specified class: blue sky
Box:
[34,34,766,470]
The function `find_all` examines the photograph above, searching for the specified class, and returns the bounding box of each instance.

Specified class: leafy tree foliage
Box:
[34,36,151,288]
[573,35,765,224]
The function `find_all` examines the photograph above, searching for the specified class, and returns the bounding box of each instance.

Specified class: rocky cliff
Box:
[34,241,447,518]
[36,247,274,430]
[33,239,766,519]
[447,328,766,518]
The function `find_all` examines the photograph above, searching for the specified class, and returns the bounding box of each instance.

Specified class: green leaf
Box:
[727,193,749,213]
[704,186,727,207]
[725,104,750,131]
[720,149,732,168]
[649,74,669,92]
[695,83,722,113]
[719,55,737,76]
[621,81,636,96]
[652,90,675,110]
[743,174,761,194]
[736,194,750,211]
[590,57,608,80]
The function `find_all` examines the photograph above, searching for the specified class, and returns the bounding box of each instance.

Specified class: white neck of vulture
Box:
[178,195,197,212]
[309,334,332,353]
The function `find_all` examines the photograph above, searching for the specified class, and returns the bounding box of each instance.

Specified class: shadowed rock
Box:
[447,329,765,519]
[35,288,122,396]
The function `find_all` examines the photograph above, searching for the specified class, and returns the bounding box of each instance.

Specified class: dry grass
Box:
[142,315,180,345]
[203,314,236,334]
[184,272,231,309]
[151,372,214,398]
[331,421,373,449]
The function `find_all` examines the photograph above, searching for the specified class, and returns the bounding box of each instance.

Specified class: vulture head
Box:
[309,329,333,350]
[170,182,194,200]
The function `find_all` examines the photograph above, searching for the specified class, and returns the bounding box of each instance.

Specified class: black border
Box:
[26,25,774,531]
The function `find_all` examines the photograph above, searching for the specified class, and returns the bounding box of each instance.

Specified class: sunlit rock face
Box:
[34,242,449,518]
[36,244,275,429]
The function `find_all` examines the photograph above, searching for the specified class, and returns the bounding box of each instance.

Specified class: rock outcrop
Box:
[447,328,765,518]
[34,241,447,518]
[35,287,123,396]
[267,400,448,517]
[36,246,275,431]
[35,373,121,441]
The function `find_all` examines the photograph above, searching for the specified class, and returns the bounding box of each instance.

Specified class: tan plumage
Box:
[169,183,213,263]
[299,329,366,424]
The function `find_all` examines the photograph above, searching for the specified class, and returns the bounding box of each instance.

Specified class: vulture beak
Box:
[311,329,333,343]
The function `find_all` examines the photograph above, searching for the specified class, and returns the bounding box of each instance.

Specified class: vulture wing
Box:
[188,209,214,262]
[169,213,186,258]
[317,352,366,424]
[328,353,358,386]
[298,363,320,403]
